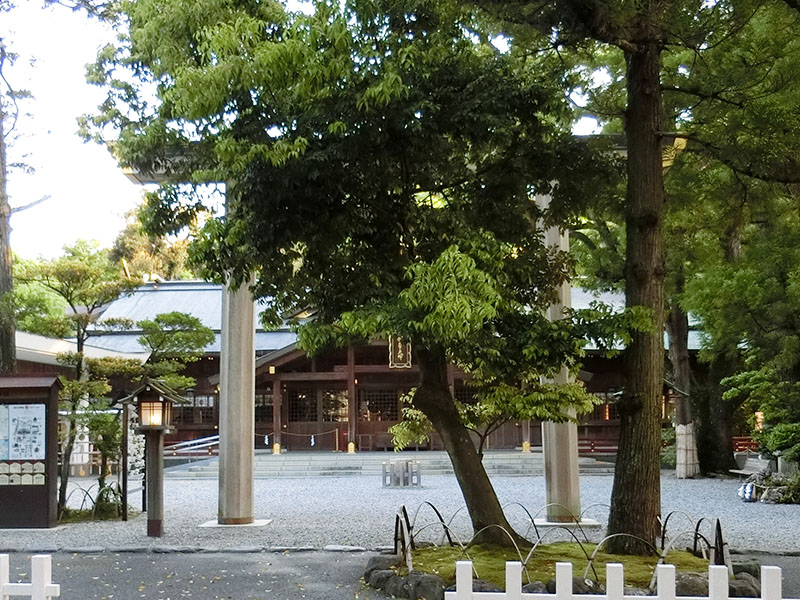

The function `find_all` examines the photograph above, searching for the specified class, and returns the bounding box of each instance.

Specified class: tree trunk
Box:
[58,413,78,517]
[667,275,699,478]
[413,345,527,547]
[696,355,739,472]
[98,453,108,490]
[693,223,743,473]
[58,346,88,517]
[606,41,665,555]
[667,305,691,423]
[0,105,15,374]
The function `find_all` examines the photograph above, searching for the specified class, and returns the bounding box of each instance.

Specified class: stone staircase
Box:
[164,450,615,478]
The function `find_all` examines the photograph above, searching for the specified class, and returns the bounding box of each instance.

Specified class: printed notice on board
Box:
[9,404,46,460]
[0,405,8,460]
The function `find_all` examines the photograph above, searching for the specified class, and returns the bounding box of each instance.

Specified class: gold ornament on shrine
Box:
[388,335,412,369]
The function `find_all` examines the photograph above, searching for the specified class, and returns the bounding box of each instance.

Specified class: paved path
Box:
[2,550,799,599]
[2,550,390,600]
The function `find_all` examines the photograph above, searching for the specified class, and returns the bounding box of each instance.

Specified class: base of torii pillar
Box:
[218,277,255,524]
[542,384,581,523]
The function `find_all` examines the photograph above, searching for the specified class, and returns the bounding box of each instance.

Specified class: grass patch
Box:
[409,542,709,589]
[58,504,132,523]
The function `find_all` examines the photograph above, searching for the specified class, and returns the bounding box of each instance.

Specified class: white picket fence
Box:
[0,555,60,600]
[445,561,786,600]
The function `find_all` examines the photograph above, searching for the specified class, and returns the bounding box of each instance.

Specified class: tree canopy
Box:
[82,0,636,545]
[110,207,196,281]
[79,0,800,549]
[467,0,800,551]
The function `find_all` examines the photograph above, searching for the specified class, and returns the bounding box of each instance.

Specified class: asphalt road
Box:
[3,551,799,600]
[737,554,800,598]
[3,551,391,600]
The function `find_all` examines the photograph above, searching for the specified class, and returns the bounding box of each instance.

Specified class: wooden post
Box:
[144,430,164,537]
[347,346,356,447]
[521,420,531,452]
[121,403,129,522]
[0,554,61,599]
[272,379,282,452]
[538,194,581,522]
[455,561,472,600]
[218,276,255,524]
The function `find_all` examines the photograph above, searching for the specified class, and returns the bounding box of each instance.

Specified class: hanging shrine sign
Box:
[388,335,412,369]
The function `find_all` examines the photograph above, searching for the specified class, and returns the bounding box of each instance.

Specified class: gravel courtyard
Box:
[2,472,798,555]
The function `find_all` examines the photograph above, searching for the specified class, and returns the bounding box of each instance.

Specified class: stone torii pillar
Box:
[538,195,581,523]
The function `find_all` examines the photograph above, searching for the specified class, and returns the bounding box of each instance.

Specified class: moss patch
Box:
[59,504,133,523]
[409,542,709,589]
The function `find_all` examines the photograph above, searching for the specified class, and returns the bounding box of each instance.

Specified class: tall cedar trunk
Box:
[0,107,15,374]
[413,345,527,547]
[667,264,699,478]
[696,355,739,472]
[694,224,743,472]
[606,42,665,555]
[667,303,691,424]
[667,301,699,478]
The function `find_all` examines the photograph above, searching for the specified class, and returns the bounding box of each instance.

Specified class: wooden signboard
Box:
[388,335,412,369]
[0,376,61,528]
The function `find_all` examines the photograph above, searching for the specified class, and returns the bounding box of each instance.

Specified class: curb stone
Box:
[62,546,106,553]
[151,546,202,553]
[1,545,381,554]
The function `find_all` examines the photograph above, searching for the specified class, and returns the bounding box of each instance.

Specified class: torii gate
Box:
[125,169,583,528]
[124,169,255,525]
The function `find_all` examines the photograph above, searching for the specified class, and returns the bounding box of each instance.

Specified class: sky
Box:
[3,2,144,260]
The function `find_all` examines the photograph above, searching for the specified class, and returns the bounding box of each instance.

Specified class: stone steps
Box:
[164,451,615,478]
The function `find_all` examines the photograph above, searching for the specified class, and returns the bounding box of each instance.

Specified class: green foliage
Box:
[87,404,122,508]
[399,246,501,346]
[14,240,136,347]
[57,374,112,407]
[777,473,800,504]
[138,311,214,361]
[762,424,800,464]
[389,390,432,450]
[136,311,215,391]
[110,207,196,280]
[12,261,72,337]
[688,201,800,460]
[85,356,144,380]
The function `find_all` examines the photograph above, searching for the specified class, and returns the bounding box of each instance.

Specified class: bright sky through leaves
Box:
[2,2,143,260]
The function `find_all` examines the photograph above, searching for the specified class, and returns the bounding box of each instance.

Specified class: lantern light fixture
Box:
[135,385,174,431]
